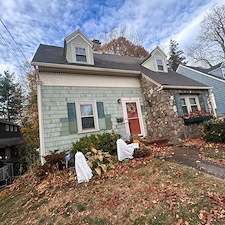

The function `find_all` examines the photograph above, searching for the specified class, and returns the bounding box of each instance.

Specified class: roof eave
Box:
[161,85,212,90]
[31,62,141,77]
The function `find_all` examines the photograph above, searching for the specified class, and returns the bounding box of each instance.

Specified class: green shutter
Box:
[201,93,209,113]
[97,102,107,130]
[174,93,184,117]
[67,103,78,133]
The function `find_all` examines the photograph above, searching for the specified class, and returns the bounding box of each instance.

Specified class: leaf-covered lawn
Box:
[0,156,225,225]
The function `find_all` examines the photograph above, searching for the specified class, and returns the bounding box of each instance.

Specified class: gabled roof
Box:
[32,44,209,89]
[64,29,93,46]
[141,46,167,65]
[188,62,224,74]
[179,64,225,83]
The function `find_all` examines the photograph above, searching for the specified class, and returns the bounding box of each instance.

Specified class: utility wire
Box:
[0,32,29,74]
[0,19,30,66]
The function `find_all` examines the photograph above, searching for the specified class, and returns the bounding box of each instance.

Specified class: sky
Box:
[0,0,224,76]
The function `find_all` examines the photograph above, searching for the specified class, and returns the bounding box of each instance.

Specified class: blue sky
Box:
[0,0,224,75]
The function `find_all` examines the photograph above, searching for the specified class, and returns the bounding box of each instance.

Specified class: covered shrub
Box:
[202,118,225,143]
[71,132,120,155]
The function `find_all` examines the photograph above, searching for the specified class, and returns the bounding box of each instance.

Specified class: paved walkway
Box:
[168,147,225,180]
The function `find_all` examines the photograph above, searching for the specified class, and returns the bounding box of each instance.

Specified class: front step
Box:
[141,137,173,147]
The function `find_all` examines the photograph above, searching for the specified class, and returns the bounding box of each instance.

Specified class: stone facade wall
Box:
[140,76,212,143]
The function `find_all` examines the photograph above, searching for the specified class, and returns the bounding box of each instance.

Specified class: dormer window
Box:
[156,59,164,71]
[75,47,87,62]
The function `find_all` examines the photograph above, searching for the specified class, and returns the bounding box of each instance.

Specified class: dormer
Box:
[64,30,94,65]
[208,62,225,79]
[141,46,168,73]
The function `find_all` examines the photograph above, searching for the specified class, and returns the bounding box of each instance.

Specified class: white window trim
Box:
[180,95,201,113]
[72,44,90,64]
[76,101,99,134]
[155,58,165,72]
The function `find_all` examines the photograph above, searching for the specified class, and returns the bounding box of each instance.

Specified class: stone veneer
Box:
[141,76,213,143]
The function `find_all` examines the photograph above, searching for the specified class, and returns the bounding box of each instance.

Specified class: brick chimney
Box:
[92,39,101,52]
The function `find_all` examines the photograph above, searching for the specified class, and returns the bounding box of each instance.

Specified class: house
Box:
[0,119,23,185]
[31,30,215,164]
[0,119,24,160]
[177,62,225,116]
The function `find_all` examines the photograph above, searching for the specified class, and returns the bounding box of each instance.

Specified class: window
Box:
[14,126,18,132]
[10,125,14,131]
[75,47,87,62]
[76,101,99,133]
[5,124,9,131]
[180,95,200,113]
[156,59,164,71]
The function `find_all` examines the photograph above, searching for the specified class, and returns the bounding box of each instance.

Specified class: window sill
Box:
[183,116,213,124]
[78,129,100,134]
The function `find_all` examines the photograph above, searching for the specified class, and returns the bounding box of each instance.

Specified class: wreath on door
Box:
[127,103,136,113]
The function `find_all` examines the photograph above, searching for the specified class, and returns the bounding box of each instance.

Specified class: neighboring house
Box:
[31,30,215,164]
[177,62,225,116]
[0,119,24,160]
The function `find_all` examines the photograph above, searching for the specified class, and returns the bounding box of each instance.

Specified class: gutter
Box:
[161,85,212,90]
[31,62,141,76]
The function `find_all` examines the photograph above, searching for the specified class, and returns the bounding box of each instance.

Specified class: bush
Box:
[85,147,116,176]
[202,118,225,143]
[133,142,152,158]
[34,150,67,178]
[71,132,120,155]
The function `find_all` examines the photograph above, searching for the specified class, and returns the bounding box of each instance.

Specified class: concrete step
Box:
[141,137,173,147]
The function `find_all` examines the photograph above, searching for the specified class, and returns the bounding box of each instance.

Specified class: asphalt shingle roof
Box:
[187,64,225,82]
[32,44,209,88]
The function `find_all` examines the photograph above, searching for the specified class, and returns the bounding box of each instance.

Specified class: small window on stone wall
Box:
[180,95,201,113]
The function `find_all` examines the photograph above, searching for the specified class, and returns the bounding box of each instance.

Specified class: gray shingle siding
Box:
[209,69,223,79]
[177,66,225,116]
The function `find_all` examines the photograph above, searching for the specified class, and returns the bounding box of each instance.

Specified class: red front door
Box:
[126,102,141,135]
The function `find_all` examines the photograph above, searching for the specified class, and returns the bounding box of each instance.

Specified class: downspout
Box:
[154,85,163,92]
[208,89,217,118]
[35,66,46,164]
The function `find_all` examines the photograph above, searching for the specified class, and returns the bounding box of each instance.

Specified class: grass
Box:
[0,158,225,224]
[204,152,225,160]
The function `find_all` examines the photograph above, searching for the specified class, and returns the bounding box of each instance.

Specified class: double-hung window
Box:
[76,101,99,133]
[75,47,87,63]
[156,59,164,71]
[180,95,200,113]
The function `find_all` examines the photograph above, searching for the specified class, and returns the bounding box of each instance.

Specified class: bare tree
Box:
[187,5,225,66]
[102,26,145,46]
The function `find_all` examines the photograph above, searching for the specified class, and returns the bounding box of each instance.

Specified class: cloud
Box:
[0,0,224,76]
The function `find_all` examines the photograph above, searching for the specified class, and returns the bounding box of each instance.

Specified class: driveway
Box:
[168,147,225,180]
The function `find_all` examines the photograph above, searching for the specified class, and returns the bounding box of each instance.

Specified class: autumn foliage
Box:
[101,36,149,58]
[20,72,39,148]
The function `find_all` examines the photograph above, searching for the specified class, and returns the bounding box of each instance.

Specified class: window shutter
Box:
[201,93,209,113]
[97,102,105,118]
[97,102,107,130]
[174,93,184,117]
[67,103,78,133]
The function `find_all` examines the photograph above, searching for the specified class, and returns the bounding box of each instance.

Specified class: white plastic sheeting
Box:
[75,152,93,183]
[116,139,139,161]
